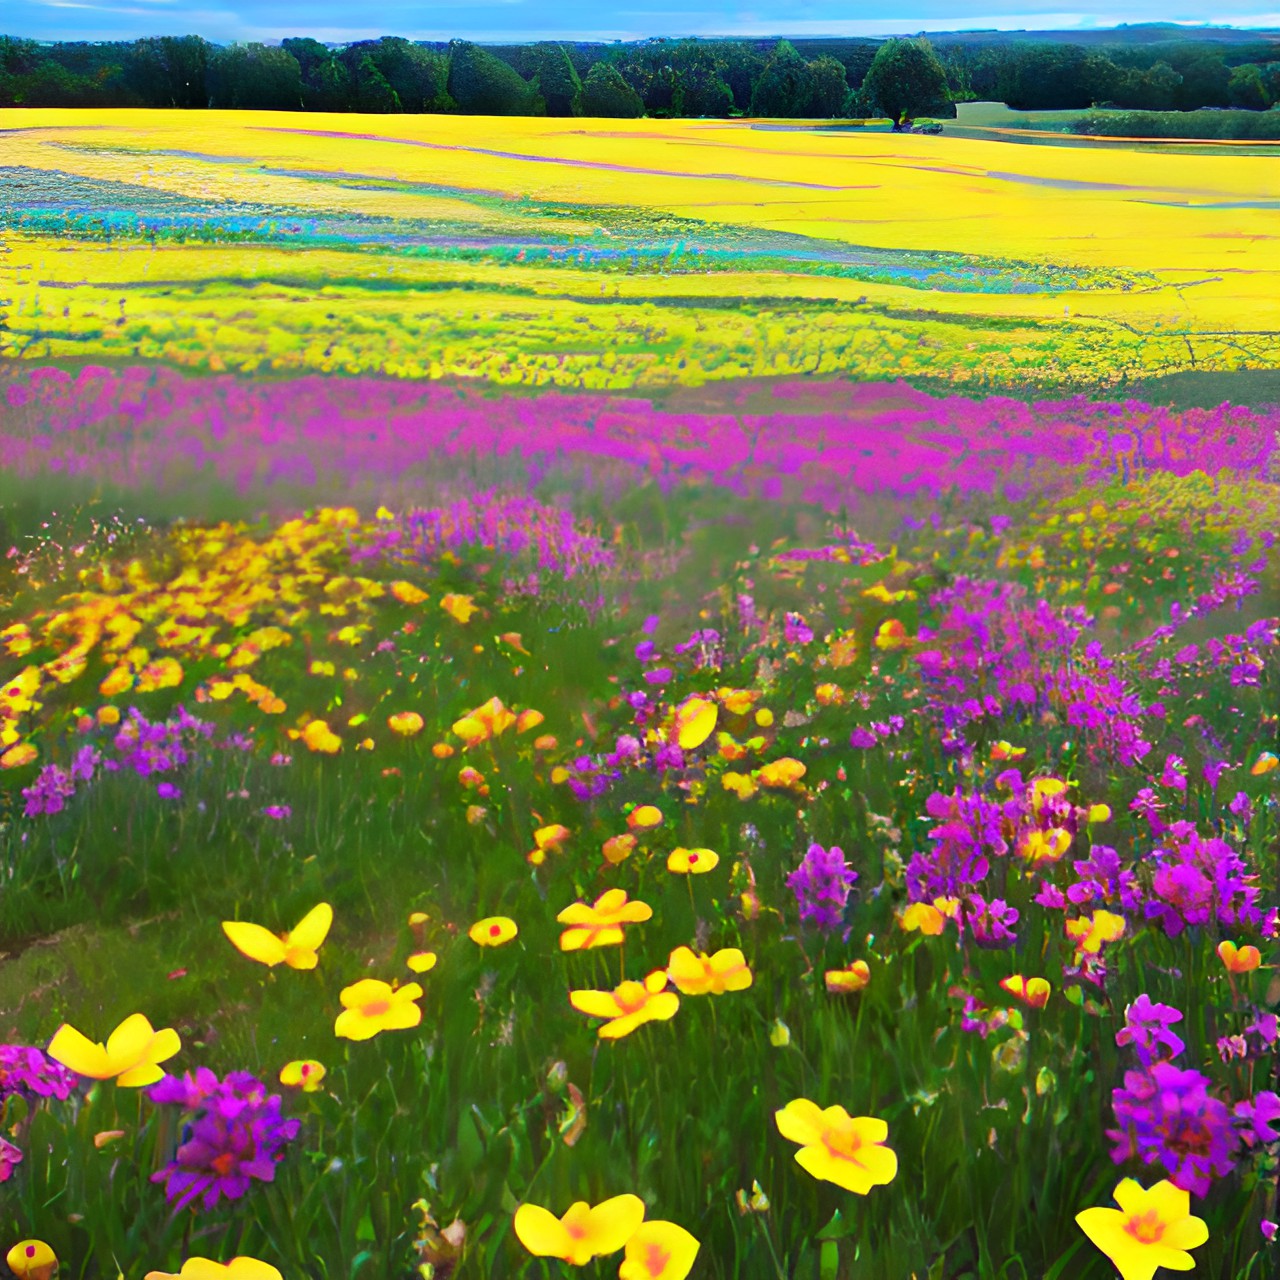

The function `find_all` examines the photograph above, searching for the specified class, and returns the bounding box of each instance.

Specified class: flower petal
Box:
[513,1204,572,1259]
[222,921,286,966]
[774,1098,828,1148]
[46,1023,111,1078]
[583,1194,647,1256]
[288,903,333,951]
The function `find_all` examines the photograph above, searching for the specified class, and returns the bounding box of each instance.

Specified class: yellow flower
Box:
[390,580,429,604]
[990,740,1026,761]
[667,947,752,996]
[533,823,571,853]
[774,1099,898,1195]
[334,979,423,1041]
[558,888,652,951]
[1217,941,1262,974]
[824,961,871,994]
[1019,827,1072,865]
[754,708,773,728]
[513,1194,646,1266]
[1250,751,1278,776]
[626,804,664,831]
[769,1019,790,1047]
[721,771,758,799]
[874,620,910,650]
[1087,803,1112,824]
[1075,1179,1208,1280]
[407,950,438,973]
[899,902,945,935]
[602,833,637,865]
[6,1242,57,1280]
[570,971,679,1039]
[673,696,718,751]
[222,902,333,970]
[516,706,543,731]
[47,1013,181,1086]
[387,711,424,736]
[469,916,518,947]
[301,718,341,753]
[756,757,805,788]
[441,594,479,624]
[0,743,37,770]
[1065,909,1127,955]
[279,1060,326,1092]
[618,1221,701,1280]
[999,975,1051,1009]
[144,1257,284,1280]
[666,847,719,874]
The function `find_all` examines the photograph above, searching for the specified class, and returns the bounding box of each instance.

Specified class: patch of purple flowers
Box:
[786,843,857,932]
[149,1068,300,1212]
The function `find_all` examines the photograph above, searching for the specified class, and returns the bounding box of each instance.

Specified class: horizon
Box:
[4,6,1280,46]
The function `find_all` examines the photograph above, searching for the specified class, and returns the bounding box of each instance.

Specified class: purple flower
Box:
[156,782,182,800]
[1108,1062,1240,1196]
[786,843,857,933]
[0,1044,77,1103]
[849,727,878,749]
[149,1069,300,1213]
[1233,1092,1280,1148]
[1115,995,1186,1067]
[964,893,1019,949]
[21,764,76,817]
[260,806,291,820]
[783,612,814,645]
[1228,791,1254,825]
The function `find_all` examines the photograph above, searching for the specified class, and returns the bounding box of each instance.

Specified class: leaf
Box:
[816,1208,847,1241]
[355,1212,376,1243]
[456,1108,485,1175]
[820,1240,840,1280]
[349,1251,373,1279]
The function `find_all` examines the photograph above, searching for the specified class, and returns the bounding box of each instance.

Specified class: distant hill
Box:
[915,23,1280,46]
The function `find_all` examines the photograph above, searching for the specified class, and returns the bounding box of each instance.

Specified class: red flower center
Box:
[1124,1209,1166,1245]
[25,1247,36,1259]
[362,1000,391,1017]
[211,1152,237,1175]
[490,924,502,937]
[688,853,699,864]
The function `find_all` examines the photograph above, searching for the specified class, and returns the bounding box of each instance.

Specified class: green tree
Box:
[804,55,849,117]
[446,41,541,115]
[580,62,644,118]
[206,43,302,111]
[1228,64,1268,110]
[717,42,766,112]
[342,38,450,113]
[861,37,951,128]
[125,36,209,108]
[1167,47,1230,110]
[528,42,581,116]
[283,38,353,112]
[749,41,813,117]
[353,54,400,113]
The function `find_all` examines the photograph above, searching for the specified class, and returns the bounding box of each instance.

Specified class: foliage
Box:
[580,63,645,119]
[527,43,582,117]
[861,38,953,127]
[206,44,302,112]
[748,41,813,117]
[446,41,542,116]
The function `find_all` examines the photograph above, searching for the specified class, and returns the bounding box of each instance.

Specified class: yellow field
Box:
[2,110,1278,388]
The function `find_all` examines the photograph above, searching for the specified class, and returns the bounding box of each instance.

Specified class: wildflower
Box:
[774,1099,898,1195]
[1218,941,1262,973]
[149,1069,300,1211]
[618,1221,701,1280]
[431,742,455,759]
[0,743,37,770]
[1065,909,1127,955]
[673,696,718,751]
[558,889,652,951]
[757,757,805,788]
[47,1013,180,1086]
[222,903,332,970]
[441,594,478,624]
[0,1137,22,1183]
[667,947,752,996]
[513,1194,646,1266]
[407,951,438,973]
[899,902,946,935]
[278,1060,325,1092]
[387,711,424,736]
[874,620,910,650]
[5,1241,57,1280]
[570,971,679,1039]
[667,847,719,874]
[999,976,1051,1009]
[825,961,871,994]
[1108,1062,1239,1195]
[626,804,663,832]
[300,719,341,753]
[769,1019,791,1047]
[602,833,637,865]
[786,844,857,932]
[260,805,291,820]
[334,979,423,1040]
[1076,1178,1208,1280]
[469,917,518,947]
[147,1256,285,1279]
[721,771,758,799]
[735,1181,770,1214]
[0,1044,77,1103]
[1251,752,1278,776]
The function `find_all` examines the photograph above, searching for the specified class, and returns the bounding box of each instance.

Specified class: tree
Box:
[284,38,353,112]
[528,43,581,116]
[804,55,849,117]
[861,38,951,128]
[749,41,813,117]
[206,44,302,111]
[353,55,400,113]
[1167,47,1230,110]
[1228,64,1268,110]
[341,38,450,113]
[717,42,766,112]
[446,41,541,115]
[580,62,644,118]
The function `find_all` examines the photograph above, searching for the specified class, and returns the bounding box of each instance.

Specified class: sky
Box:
[4,1,1279,45]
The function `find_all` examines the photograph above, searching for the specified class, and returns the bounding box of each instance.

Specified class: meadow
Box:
[1,109,1279,1280]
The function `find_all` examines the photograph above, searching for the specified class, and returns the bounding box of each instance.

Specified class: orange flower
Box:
[602,833,637,865]
[1217,941,1262,974]
[756,758,805,788]
[300,719,341,753]
[557,889,652,951]
[387,711,424,736]
[824,961,871,994]
[666,947,752,996]
[570,971,679,1039]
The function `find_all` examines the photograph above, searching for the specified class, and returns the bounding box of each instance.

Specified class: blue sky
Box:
[4,1,1278,44]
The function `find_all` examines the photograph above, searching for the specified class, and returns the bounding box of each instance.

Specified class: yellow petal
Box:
[222,921,287,967]
[583,1194,647,1256]
[104,1013,158,1065]
[513,1204,572,1259]
[774,1098,828,1148]
[46,1023,112,1078]
[288,902,333,952]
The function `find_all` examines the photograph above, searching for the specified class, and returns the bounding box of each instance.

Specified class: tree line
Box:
[1,32,1278,122]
